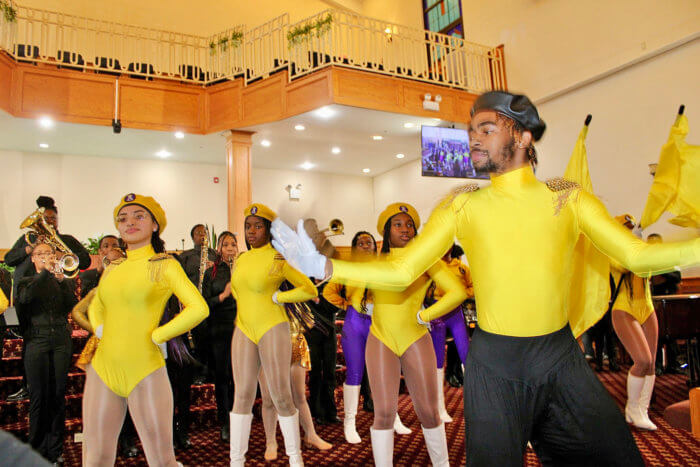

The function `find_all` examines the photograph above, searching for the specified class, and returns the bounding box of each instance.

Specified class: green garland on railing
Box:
[0,0,18,23]
[210,28,244,55]
[287,13,333,48]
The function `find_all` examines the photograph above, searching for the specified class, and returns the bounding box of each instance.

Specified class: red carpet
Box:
[3,332,700,465]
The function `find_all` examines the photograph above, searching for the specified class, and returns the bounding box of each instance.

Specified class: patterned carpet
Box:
[64,370,700,466]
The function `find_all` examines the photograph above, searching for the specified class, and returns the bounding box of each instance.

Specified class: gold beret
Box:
[377,202,420,235]
[113,193,167,233]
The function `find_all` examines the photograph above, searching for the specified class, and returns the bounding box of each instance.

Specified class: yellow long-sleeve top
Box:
[610,262,655,324]
[88,244,208,397]
[331,166,699,337]
[323,281,372,313]
[232,242,317,344]
[433,258,474,300]
[370,248,467,356]
[0,287,8,314]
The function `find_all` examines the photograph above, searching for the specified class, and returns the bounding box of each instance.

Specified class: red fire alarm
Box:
[213,177,220,183]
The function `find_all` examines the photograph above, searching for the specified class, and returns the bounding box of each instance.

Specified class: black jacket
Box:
[5,233,90,298]
[78,268,102,298]
[201,261,236,336]
[16,270,77,334]
[177,247,217,286]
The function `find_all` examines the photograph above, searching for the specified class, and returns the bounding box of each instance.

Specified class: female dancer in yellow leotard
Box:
[82,194,208,467]
[229,203,317,467]
[363,203,467,467]
[610,214,660,431]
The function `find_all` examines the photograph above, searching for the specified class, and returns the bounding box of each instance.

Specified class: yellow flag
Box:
[641,113,700,229]
[564,121,611,337]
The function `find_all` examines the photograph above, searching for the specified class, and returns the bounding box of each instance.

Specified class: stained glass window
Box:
[423,0,464,38]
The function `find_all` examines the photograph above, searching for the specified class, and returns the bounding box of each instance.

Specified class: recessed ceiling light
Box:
[313,106,336,119]
[403,122,415,128]
[261,139,271,147]
[156,149,172,158]
[174,131,185,139]
[396,153,405,159]
[294,124,306,131]
[362,168,371,173]
[38,116,54,129]
[331,146,341,154]
[300,161,315,170]
[372,135,383,141]
[39,143,49,149]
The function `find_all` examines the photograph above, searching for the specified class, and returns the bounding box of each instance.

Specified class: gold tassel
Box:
[148,253,172,282]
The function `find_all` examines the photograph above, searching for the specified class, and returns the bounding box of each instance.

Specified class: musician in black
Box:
[3,196,90,403]
[201,231,238,442]
[16,242,78,465]
[176,224,217,385]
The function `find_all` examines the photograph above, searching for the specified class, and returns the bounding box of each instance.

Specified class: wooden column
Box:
[226,130,254,241]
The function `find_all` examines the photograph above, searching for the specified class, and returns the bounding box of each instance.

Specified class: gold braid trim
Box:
[269,253,286,277]
[148,253,174,282]
[545,177,580,216]
[436,183,480,211]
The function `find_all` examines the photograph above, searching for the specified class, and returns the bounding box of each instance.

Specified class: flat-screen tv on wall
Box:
[421,126,488,179]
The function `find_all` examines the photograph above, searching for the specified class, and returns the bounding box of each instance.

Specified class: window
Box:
[423,0,464,38]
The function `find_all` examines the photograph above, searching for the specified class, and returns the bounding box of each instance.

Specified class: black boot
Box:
[6,386,29,402]
[220,423,230,442]
[362,395,374,412]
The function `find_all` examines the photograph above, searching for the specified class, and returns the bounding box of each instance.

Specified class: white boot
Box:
[436,368,453,423]
[639,374,658,431]
[229,412,253,467]
[370,428,394,467]
[278,410,304,466]
[393,413,411,434]
[625,374,657,430]
[422,424,449,467]
[343,383,362,443]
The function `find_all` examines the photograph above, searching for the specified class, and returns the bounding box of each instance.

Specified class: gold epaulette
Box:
[545,177,579,192]
[273,253,286,261]
[148,253,174,262]
[109,258,126,266]
[437,183,480,210]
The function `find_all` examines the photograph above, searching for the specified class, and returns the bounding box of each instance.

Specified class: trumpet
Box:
[20,207,80,279]
[320,218,344,237]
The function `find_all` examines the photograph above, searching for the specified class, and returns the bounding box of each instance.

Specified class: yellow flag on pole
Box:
[641,110,700,229]
[564,117,611,337]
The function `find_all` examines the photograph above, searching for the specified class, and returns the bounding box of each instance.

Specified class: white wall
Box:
[461,0,700,101]
[251,167,375,245]
[0,150,228,251]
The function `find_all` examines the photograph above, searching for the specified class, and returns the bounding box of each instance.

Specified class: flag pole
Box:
[584,114,592,126]
[678,105,685,115]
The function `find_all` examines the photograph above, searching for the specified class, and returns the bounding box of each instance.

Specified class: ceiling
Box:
[0,104,451,177]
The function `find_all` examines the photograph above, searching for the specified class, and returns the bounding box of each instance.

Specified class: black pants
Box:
[589,310,618,367]
[210,326,234,425]
[191,322,211,380]
[166,358,194,434]
[24,326,72,462]
[464,325,643,467]
[307,326,338,420]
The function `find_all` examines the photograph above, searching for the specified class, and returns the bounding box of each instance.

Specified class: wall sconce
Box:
[423,93,441,111]
[648,163,657,176]
[384,26,393,42]
[286,183,302,200]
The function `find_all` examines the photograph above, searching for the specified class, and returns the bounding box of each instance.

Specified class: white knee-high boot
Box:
[422,424,450,467]
[393,413,411,434]
[343,383,362,443]
[639,374,658,430]
[278,410,304,466]
[229,412,253,467]
[625,374,656,430]
[436,368,453,423]
[370,428,394,467]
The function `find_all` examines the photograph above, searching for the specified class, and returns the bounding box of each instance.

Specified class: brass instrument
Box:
[197,225,210,293]
[303,218,344,258]
[20,207,79,278]
[320,218,344,236]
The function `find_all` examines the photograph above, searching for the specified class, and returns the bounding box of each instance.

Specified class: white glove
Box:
[272,291,280,304]
[272,219,327,279]
[417,308,431,331]
[364,303,374,316]
[153,337,167,359]
[95,324,103,339]
[632,225,643,239]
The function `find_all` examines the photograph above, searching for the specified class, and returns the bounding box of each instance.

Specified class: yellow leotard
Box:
[331,166,699,337]
[0,287,8,314]
[370,248,467,356]
[87,244,208,397]
[611,263,655,324]
[232,242,317,344]
[433,258,474,300]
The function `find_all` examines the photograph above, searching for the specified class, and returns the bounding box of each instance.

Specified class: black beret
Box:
[471,91,546,141]
[36,195,57,212]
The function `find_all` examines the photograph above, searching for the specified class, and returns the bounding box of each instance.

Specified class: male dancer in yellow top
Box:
[272,91,699,466]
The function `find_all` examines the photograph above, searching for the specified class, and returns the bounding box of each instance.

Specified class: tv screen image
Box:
[421,126,488,179]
